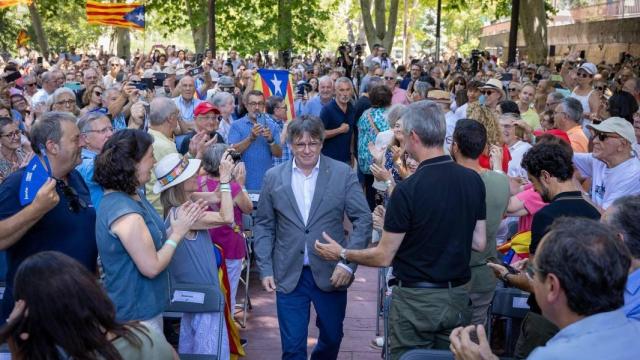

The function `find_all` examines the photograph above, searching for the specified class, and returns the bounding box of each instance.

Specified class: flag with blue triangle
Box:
[253,69,296,121]
[123,5,145,29]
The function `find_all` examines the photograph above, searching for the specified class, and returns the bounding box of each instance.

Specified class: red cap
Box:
[533,129,571,145]
[194,102,221,117]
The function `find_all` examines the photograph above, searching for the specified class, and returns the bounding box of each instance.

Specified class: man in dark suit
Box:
[254,115,372,360]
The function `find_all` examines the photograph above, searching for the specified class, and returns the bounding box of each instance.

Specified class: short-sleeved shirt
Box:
[0,169,97,319]
[515,183,547,232]
[165,214,220,287]
[527,191,600,313]
[567,125,589,153]
[300,95,330,118]
[146,129,178,215]
[357,107,390,174]
[199,178,246,259]
[319,99,356,164]
[76,148,104,209]
[507,141,532,178]
[173,96,202,123]
[573,153,640,209]
[479,144,511,172]
[384,156,486,283]
[469,171,510,292]
[228,115,281,191]
[521,108,541,130]
[96,190,169,322]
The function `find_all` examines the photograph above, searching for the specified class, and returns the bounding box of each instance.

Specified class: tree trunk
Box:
[28,2,49,59]
[186,0,207,53]
[404,0,419,65]
[208,0,216,56]
[508,0,520,65]
[115,28,130,58]
[519,0,548,64]
[277,0,293,66]
[360,0,400,53]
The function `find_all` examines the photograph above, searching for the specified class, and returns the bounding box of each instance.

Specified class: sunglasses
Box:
[455,82,465,86]
[94,91,103,96]
[508,87,518,92]
[593,131,622,142]
[110,63,119,67]
[595,86,606,91]
[577,72,592,78]
[384,76,395,81]
[25,83,36,87]
[56,180,88,213]
[481,90,495,96]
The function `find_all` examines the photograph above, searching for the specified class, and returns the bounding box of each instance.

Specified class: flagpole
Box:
[143,0,147,53]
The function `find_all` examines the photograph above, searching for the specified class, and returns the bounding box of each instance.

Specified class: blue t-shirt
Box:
[76,148,104,209]
[228,115,281,191]
[319,99,356,163]
[96,190,169,322]
[0,169,97,319]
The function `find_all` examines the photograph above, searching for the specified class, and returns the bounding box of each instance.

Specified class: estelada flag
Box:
[16,29,30,47]
[0,0,31,9]
[253,69,296,121]
[213,244,245,359]
[86,0,145,31]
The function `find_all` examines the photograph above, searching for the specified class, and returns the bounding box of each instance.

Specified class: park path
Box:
[237,266,383,360]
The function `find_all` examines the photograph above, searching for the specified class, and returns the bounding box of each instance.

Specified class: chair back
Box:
[491,287,530,319]
[167,283,224,313]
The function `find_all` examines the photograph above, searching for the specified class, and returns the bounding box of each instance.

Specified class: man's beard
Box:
[540,184,552,203]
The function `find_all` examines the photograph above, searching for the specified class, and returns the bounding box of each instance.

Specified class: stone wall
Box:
[479,17,640,64]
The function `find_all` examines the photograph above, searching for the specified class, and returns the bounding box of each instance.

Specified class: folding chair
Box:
[399,349,455,360]
[376,267,388,336]
[235,212,254,328]
[487,288,530,357]
[166,283,226,360]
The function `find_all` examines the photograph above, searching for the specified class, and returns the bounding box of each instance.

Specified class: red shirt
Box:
[479,144,511,172]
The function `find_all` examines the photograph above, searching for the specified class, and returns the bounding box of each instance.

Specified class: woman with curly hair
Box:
[0,251,176,359]
[94,129,206,333]
[467,102,511,172]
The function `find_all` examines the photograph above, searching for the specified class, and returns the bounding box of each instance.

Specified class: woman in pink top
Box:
[507,183,547,232]
[199,144,254,311]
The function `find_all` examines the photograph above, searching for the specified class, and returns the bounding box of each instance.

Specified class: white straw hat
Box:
[153,153,201,194]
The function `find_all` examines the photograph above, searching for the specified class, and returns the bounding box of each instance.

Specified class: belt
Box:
[388,278,467,289]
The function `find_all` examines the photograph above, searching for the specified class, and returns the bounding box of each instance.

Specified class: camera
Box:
[354,44,363,55]
[228,150,242,163]
[130,81,148,91]
[470,49,481,75]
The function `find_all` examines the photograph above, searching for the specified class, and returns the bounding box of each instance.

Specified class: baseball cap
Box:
[578,62,597,75]
[533,129,571,145]
[587,117,637,145]
[194,102,221,117]
[218,76,234,88]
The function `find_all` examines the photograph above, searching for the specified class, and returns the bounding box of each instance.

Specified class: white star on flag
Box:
[271,74,282,95]
[136,13,144,22]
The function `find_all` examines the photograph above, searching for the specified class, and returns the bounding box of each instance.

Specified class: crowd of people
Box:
[0,40,639,360]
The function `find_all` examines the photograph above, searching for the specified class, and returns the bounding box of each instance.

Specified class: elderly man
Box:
[228,90,282,191]
[76,112,113,208]
[83,68,99,88]
[21,74,38,104]
[315,101,487,359]
[319,77,356,164]
[255,115,371,360]
[102,86,134,131]
[300,76,334,117]
[383,69,409,105]
[146,97,180,214]
[178,102,223,156]
[451,218,640,360]
[103,57,123,88]
[479,78,505,111]
[574,117,640,209]
[0,112,97,321]
[545,91,565,112]
[553,97,588,153]
[173,76,202,133]
[31,70,63,107]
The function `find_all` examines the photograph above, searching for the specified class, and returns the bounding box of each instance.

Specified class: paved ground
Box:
[236,266,383,360]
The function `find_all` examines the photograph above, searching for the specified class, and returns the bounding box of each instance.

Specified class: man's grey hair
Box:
[149,97,178,126]
[499,112,521,122]
[318,76,333,87]
[334,77,352,89]
[210,91,234,109]
[607,195,640,259]
[287,115,325,144]
[365,76,383,93]
[102,87,121,102]
[386,104,408,129]
[202,143,229,176]
[560,97,583,124]
[401,100,446,148]
[548,91,565,102]
[413,80,432,98]
[29,111,76,155]
[41,71,55,84]
[77,112,109,133]
[47,87,76,110]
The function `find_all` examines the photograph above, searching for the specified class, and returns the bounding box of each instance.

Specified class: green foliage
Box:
[36,0,103,52]
[0,8,26,52]
[147,0,331,55]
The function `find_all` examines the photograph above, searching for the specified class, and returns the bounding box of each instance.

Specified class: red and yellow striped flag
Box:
[85,0,144,30]
[0,0,32,9]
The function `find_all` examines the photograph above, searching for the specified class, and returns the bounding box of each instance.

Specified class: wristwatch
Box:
[340,248,348,261]
[501,272,511,285]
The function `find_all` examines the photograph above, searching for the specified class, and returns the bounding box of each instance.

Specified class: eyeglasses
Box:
[577,72,592,78]
[93,91,103,96]
[25,82,36,87]
[525,263,543,281]
[508,88,519,92]
[247,101,265,107]
[110,63,120,67]
[277,105,288,110]
[56,180,87,213]
[293,141,321,151]
[383,76,395,81]
[593,131,623,142]
[594,86,606,91]
[0,130,21,138]
[455,82,465,86]
[56,99,76,106]
[84,126,113,135]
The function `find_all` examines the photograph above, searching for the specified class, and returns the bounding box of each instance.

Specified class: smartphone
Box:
[188,66,204,76]
[130,81,148,91]
[37,56,43,64]
[501,73,513,81]
[550,74,563,82]
[142,77,154,90]
[3,71,22,83]
[64,81,82,91]
[153,72,167,87]
[486,256,519,274]
[297,84,305,96]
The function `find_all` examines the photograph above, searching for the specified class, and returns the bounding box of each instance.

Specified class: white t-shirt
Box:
[573,153,640,209]
[454,102,469,121]
[508,141,532,178]
[444,111,459,151]
[30,88,51,107]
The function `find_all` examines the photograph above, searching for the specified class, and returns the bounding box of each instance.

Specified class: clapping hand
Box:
[170,201,207,240]
[489,145,503,171]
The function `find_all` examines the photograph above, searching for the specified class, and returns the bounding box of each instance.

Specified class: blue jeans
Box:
[276,267,347,360]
